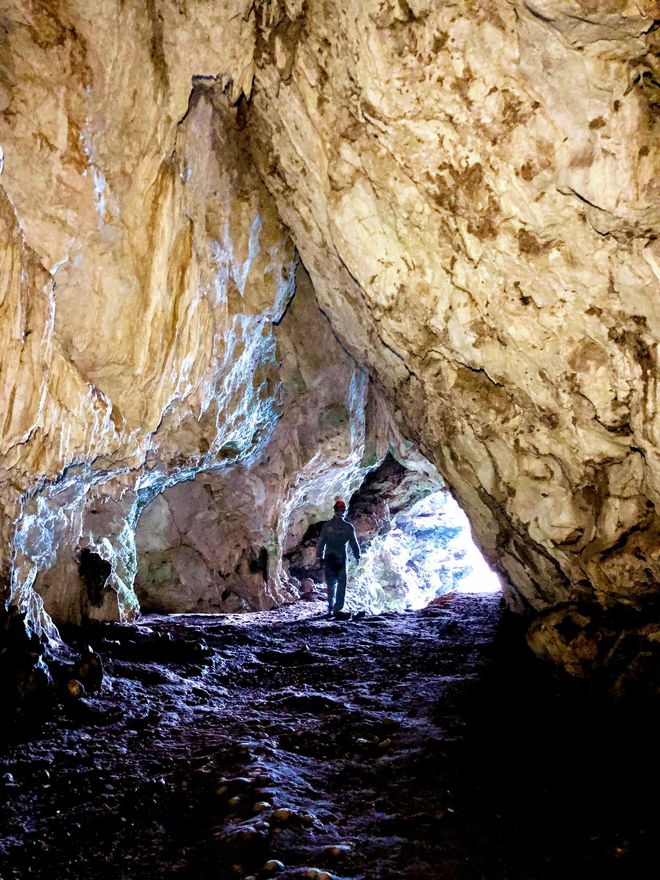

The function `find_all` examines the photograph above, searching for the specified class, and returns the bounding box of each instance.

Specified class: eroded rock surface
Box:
[0,0,658,678]
[247,0,659,621]
[285,452,441,586]
[0,2,431,635]
[0,3,310,631]
[135,268,401,614]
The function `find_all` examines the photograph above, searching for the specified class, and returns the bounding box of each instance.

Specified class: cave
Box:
[0,1,659,878]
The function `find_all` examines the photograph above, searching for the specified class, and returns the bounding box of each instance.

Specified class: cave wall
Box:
[0,3,423,629]
[0,2,296,628]
[247,0,659,615]
[134,267,405,614]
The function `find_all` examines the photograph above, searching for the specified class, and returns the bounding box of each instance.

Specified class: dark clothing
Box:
[317,514,360,567]
[317,513,360,614]
[324,562,347,616]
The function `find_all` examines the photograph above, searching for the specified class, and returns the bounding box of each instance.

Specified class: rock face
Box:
[0,1,658,680]
[247,0,659,621]
[0,3,295,629]
[284,452,441,585]
[135,268,405,614]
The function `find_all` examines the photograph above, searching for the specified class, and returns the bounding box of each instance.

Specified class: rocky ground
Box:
[1,592,658,880]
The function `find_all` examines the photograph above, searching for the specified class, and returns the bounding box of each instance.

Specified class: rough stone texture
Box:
[135,269,426,614]
[348,452,442,544]
[247,0,659,622]
[285,451,441,584]
[3,598,660,878]
[526,600,660,698]
[0,0,658,679]
[0,3,295,628]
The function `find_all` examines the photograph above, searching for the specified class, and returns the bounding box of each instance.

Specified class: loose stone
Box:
[252,800,271,812]
[66,679,85,699]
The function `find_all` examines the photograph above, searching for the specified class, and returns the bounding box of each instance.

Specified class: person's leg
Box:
[325,566,338,615]
[334,566,347,613]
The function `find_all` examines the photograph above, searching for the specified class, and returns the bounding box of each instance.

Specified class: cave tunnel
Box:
[132,451,501,619]
[1,1,659,878]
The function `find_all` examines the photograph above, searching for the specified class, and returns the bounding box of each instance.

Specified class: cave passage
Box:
[352,489,501,613]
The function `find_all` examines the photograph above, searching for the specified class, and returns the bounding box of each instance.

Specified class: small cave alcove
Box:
[78,548,112,608]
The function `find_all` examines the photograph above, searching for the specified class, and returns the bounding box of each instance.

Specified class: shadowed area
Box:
[1,595,658,879]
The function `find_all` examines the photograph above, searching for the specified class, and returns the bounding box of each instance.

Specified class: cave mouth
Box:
[350,489,501,613]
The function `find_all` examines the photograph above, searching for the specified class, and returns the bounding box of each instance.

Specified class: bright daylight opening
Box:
[350,489,501,613]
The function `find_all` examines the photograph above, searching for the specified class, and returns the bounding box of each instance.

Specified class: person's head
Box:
[333,497,346,517]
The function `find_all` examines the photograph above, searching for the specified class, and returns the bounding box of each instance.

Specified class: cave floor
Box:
[1,593,659,880]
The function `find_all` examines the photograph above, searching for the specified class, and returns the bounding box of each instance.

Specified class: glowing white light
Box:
[50,254,69,276]
[235,214,262,295]
[79,125,108,224]
[351,489,500,612]
[91,166,107,220]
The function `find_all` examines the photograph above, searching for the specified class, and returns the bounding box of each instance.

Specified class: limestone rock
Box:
[0,4,294,628]
[284,451,440,584]
[134,268,400,613]
[527,601,660,698]
[348,453,441,544]
[247,0,659,618]
[0,0,658,682]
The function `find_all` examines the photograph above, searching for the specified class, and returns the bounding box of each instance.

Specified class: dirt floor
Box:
[1,592,659,880]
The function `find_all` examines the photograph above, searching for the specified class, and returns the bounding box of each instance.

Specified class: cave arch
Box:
[0,0,656,696]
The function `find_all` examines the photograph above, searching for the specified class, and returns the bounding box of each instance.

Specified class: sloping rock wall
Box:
[247,0,659,616]
[0,0,658,681]
[135,268,431,613]
[0,3,296,628]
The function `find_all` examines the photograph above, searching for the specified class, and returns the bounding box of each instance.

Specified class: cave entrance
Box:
[350,488,501,613]
[286,453,502,616]
[133,450,500,619]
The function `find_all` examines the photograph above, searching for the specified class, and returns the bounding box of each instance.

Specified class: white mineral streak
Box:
[0,2,294,631]
[135,267,398,613]
[248,0,660,614]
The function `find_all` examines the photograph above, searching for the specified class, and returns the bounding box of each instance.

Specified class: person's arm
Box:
[348,524,360,563]
[317,523,328,563]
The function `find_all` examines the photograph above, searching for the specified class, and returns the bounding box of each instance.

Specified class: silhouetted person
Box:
[317,497,360,618]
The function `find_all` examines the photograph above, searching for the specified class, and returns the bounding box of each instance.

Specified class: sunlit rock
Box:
[0,3,295,631]
[135,268,406,613]
[248,0,659,626]
[353,490,502,613]
[0,0,658,683]
[285,444,440,584]
[347,453,441,547]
